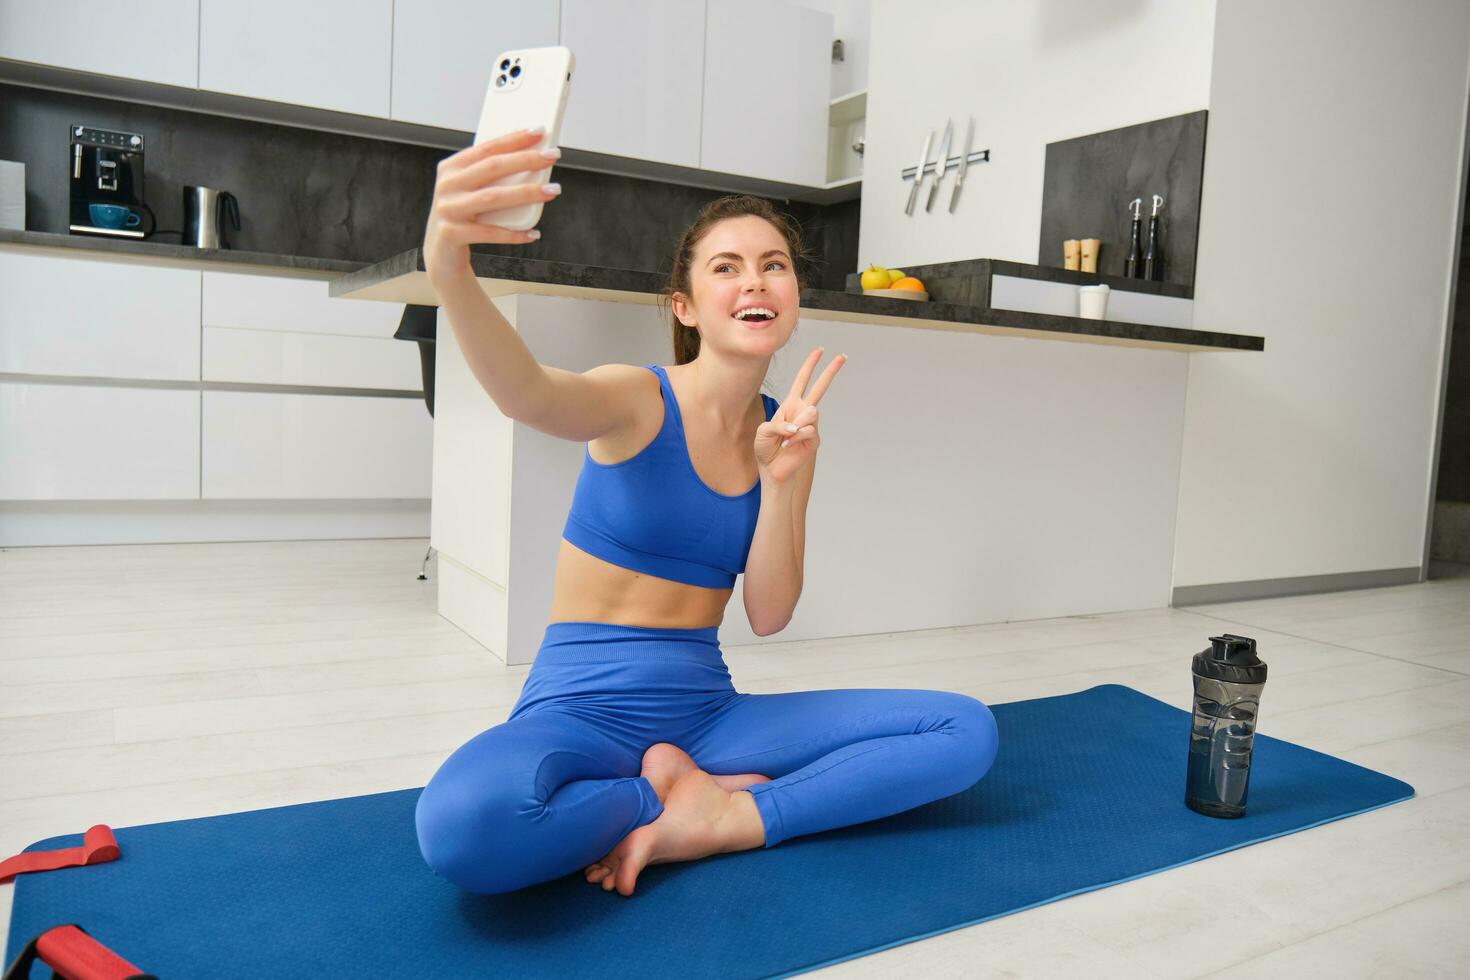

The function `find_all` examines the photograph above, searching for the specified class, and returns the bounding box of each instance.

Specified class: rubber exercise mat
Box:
[6,684,1415,979]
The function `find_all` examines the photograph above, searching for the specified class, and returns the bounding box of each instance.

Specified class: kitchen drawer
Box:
[202,390,431,499]
[0,382,200,500]
[0,253,201,381]
[202,271,405,338]
[202,327,422,391]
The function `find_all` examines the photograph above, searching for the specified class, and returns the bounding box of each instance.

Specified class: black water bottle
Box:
[1185,634,1268,818]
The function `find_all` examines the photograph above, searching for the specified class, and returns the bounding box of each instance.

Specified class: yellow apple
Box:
[886,268,906,284]
[860,264,890,290]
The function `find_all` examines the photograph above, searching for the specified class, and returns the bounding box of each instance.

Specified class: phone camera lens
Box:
[495,75,506,87]
[500,59,510,70]
[509,66,521,78]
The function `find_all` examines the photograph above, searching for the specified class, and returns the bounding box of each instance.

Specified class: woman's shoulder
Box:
[582,363,667,463]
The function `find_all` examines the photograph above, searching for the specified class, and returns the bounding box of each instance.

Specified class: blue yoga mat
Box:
[7,684,1414,979]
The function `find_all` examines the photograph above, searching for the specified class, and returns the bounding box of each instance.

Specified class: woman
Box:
[413,127,1000,897]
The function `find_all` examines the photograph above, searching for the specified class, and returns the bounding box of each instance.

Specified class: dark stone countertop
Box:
[331,248,1263,353]
[843,257,1196,300]
[0,228,365,279]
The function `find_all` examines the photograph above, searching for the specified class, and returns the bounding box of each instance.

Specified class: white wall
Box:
[859,0,1216,269]
[836,0,1215,621]
[1172,0,1470,589]
[861,0,1470,601]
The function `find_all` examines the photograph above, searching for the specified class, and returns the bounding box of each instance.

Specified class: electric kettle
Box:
[182,186,240,249]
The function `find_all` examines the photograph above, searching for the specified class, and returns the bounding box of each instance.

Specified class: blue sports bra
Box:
[562,364,779,589]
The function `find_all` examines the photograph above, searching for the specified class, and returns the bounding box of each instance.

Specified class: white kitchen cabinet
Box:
[201,390,431,499]
[390,0,560,132]
[557,0,705,167]
[198,0,392,117]
[0,0,200,89]
[201,271,418,390]
[0,383,200,500]
[0,253,201,381]
[202,327,421,391]
[202,272,403,338]
[700,0,831,186]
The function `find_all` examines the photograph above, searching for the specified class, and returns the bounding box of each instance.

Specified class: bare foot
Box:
[638,742,771,803]
[637,742,699,803]
[585,744,770,886]
[584,768,766,896]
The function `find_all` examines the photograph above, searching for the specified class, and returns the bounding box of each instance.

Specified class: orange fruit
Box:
[891,276,926,292]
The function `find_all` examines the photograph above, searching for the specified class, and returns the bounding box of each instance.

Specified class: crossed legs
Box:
[415,687,999,896]
[584,687,1000,895]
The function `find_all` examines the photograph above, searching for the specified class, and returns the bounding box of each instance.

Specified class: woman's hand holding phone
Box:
[423,127,563,285]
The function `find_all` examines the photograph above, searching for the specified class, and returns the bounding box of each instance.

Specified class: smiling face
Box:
[672,215,800,355]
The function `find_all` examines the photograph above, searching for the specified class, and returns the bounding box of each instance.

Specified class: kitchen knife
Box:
[948,117,975,214]
[925,119,953,213]
[904,128,934,216]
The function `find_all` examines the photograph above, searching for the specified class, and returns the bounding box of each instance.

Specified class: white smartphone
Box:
[472,45,575,232]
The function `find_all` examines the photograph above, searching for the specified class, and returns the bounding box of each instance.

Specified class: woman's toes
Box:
[591,854,620,885]
[600,851,628,892]
[603,826,655,896]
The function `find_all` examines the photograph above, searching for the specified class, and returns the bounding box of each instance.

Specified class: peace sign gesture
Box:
[755,347,848,486]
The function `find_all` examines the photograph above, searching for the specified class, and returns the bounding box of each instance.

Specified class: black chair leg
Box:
[417,341,435,418]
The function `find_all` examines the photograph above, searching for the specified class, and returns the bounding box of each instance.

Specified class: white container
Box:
[0,161,24,231]
[1078,284,1110,320]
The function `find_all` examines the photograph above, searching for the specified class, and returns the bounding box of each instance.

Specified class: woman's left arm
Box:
[744,460,815,636]
[743,347,845,636]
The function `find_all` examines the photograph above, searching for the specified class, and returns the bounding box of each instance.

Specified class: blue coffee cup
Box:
[89,203,142,229]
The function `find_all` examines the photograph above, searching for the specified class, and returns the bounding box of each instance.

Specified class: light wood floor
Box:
[2,539,1467,977]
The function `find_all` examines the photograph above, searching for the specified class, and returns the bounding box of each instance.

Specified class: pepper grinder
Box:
[1143,193,1164,281]
[1124,197,1143,278]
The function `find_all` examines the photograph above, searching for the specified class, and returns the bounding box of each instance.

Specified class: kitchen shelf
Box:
[0,229,360,280]
[830,88,867,127]
[844,257,1195,301]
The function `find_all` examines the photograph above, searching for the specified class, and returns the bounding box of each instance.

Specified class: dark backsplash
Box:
[0,82,858,289]
[1038,110,1206,289]
[1437,162,1470,504]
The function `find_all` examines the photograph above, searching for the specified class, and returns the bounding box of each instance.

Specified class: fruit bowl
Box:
[862,287,929,302]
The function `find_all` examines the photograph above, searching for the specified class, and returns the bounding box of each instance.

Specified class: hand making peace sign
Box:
[754,347,848,486]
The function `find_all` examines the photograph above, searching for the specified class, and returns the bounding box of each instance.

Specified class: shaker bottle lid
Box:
[1192,633,1268,684]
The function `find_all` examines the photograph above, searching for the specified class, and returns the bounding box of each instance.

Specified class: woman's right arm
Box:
[423,129,639,442]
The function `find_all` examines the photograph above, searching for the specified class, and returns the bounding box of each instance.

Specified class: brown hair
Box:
[659,195,813,365]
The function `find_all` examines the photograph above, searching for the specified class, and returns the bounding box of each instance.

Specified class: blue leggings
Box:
[415,621,1000,894]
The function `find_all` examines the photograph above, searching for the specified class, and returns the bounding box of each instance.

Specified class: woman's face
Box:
[674,215,799,354]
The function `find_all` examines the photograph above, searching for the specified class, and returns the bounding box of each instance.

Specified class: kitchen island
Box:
[331,247,1263,664]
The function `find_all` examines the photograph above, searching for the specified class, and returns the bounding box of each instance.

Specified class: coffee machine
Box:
[68,124,148,239]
